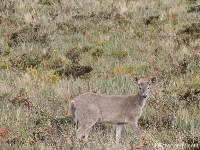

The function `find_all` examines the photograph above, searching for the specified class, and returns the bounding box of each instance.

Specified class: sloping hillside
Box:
[0,0,200,149]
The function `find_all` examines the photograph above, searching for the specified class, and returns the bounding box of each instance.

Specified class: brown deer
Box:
[68,77,156,143]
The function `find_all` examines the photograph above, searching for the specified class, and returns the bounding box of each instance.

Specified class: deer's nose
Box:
[142,95,147,98]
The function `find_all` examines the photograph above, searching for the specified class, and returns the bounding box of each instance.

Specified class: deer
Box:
[68,77,156,144]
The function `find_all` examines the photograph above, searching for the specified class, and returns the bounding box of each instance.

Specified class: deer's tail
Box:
[68,100,76,119]
[68,100,79,128]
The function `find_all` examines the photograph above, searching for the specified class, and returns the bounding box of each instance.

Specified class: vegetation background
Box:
[0,0,200,149]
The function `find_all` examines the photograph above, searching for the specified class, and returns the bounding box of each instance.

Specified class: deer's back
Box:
[72,92,142,123]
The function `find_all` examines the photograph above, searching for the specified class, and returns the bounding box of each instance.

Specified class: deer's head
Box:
[134,77,156,99]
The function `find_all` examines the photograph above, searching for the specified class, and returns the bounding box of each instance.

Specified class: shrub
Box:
[177,23,200,37]
[144,15,160,25]
[10,53,42,70]
[183,135,200,149]
[41,70,59,84]
[39,0,58,5]
[66,48,80,64]
[48,56,65,69]
[168,12,178,25]
[89,11,112,23]
[25,68,38,77]
[177,56,190,75]
[7,25,49,47]
[90,48,104,59]
[113,65,134,75]
[110,50,128,60]
[56,64,93,78]
[10,88,33,109]
[176,80,200,108]
[176,23,200,48]
[65,46,94,63]
[0,59,11,70]
[0,49,10,56]
[139,113,159,129]
[80,46,93,53]
[187,5,200,13]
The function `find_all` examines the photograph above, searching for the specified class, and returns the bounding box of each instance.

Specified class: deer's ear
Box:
[150,77,156,84]
[133,77,139,85]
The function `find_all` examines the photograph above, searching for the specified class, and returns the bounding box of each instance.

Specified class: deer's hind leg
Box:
[76,119,98,142]
[76,108,99,142]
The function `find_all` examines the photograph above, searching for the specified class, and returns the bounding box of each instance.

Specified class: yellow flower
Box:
[25,68,37,77]
[0,59,11,69]
[41,70,59,84]
[113,65,134,75]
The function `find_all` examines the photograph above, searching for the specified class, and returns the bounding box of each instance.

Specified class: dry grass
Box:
[0,0,200,149]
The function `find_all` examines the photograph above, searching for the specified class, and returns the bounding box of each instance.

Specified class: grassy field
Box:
[0,0,200,149]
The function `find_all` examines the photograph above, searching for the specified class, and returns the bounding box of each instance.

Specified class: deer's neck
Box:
[136,93,148,107]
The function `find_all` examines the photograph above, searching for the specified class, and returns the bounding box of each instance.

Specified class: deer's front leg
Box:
[115,124,124,144]
[129,122,140,137]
